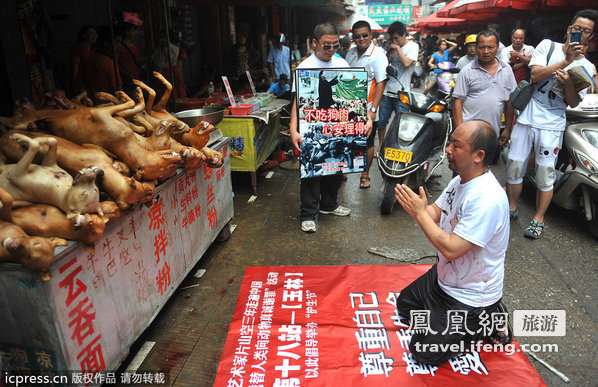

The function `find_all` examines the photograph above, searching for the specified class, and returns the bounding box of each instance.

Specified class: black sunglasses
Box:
[320,42,340,50]
[353,33,370,40]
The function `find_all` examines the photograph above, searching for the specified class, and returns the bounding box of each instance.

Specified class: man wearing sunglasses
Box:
[505,9,596,240]
[289,22,351,233]
[346,20,388,189]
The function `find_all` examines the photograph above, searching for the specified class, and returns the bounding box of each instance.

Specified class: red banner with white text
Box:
[215,265,546,386]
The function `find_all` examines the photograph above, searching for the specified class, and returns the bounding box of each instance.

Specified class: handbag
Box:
[510,80,536,110]
[509,41,555,111]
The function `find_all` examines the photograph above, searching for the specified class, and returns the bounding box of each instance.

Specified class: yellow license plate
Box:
[384,148,413,163]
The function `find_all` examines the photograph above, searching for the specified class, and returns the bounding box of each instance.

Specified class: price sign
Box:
[221,76,236,107]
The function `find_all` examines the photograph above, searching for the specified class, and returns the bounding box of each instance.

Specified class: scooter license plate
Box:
[384,148,412,163]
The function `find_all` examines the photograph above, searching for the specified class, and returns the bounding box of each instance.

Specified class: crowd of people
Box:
[287,8,597,368]
[69,23,189,102]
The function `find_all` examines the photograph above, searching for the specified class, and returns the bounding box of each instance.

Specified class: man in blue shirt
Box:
[267,73,290,97]
[267,33,291,83]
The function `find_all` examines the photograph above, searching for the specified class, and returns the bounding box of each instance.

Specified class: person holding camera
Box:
[505,10,596,239]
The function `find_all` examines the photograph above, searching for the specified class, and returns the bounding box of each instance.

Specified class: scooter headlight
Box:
[582,129,598,149]
[398,114,426,142]
[574,150,598,173]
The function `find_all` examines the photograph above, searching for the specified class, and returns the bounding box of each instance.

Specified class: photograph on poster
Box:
[296,68,368,178]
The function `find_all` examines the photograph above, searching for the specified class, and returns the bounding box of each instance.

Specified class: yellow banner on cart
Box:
[219,116,279,172]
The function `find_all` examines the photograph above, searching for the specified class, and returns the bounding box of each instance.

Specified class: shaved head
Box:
[464,120,497,166]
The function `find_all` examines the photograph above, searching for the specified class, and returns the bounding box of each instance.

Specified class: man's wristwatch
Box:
[370,106,377,113]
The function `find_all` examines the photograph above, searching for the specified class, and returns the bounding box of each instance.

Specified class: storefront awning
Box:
[445,0,538,19]
[543,0,598,7]
[409,10,486,34]
[176,0,276,4]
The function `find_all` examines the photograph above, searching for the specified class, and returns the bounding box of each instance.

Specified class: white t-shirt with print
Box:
[384,40,419,95]
[346,42,388,105]
[291,54,350,93]
[517,39,593,131]
[434,171,510,307]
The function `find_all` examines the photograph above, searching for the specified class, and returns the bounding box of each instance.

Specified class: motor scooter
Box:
[376,67,452,214]
[430,61,460,109]
[525,94,598,238]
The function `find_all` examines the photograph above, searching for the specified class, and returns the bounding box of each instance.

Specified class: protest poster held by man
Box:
[289,22,352,234]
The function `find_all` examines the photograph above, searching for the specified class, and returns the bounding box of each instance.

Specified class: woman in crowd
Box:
[423,38,457,95]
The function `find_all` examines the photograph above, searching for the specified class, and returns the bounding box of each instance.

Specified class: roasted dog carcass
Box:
[0,134,103,219]
[0,130,155,209]
[11,205,104,245]
[135,75,223,168]
[0,95,181,181]
[0,188,67,280]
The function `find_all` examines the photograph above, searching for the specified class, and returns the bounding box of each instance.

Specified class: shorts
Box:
[506,123,564,191]
[428,71,439,82]
[366,121,378,148]
[377,94,410,131]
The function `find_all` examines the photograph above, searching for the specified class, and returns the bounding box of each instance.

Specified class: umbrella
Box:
[445,0,538,19]
[342,13,385,34]
[409,10,486,34]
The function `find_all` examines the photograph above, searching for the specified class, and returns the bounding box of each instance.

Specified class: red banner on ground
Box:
[215,265,546,386]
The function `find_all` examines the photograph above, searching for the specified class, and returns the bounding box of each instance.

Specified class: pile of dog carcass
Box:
[0,73,223,279]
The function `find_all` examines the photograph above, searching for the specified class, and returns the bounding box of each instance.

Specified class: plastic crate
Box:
[228,103,254,115]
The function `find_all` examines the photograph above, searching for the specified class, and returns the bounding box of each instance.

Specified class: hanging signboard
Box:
[295,68,368,178]
[412,6,423,20]
[368,4,412,25]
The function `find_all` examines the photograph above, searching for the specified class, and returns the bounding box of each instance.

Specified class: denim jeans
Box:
[378,94,410,130]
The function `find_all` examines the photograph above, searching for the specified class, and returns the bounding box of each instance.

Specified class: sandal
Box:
[524,220,544,239]
[359,176,371,189]
[509,209,519,221]
[488,302,513,345]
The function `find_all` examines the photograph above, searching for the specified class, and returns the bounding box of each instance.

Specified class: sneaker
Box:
[319,205,351,216]
[301,220,317,233]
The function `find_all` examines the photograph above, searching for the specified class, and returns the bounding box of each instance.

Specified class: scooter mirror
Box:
[386,65,398,78]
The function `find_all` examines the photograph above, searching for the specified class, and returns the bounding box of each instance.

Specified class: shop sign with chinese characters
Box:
[368,4,412,25]
[215,265,545,386]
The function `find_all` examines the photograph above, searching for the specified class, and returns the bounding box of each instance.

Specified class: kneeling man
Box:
[394,120,510,365]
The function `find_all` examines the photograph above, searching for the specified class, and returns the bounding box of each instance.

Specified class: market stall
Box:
[180,98,291,192]
[0,137,233,375]
[216,98,290,194]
